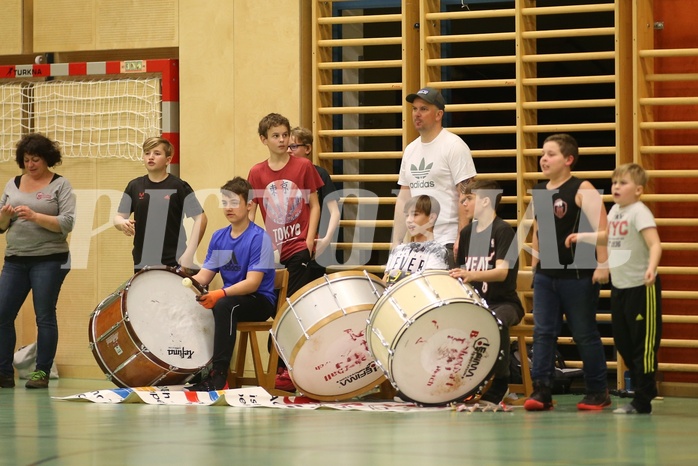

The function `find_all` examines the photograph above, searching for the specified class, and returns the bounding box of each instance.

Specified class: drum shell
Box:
[271,271,386,400]
[367,270,502,405]
[88,267,213,388]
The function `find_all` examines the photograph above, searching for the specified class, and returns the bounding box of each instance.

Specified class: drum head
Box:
[125,269,214,369]
[390,300,502,405]
[290,306,385,400]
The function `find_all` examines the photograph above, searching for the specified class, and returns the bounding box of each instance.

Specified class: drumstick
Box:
[182,277,193,288]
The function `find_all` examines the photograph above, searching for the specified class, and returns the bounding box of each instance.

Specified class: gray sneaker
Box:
[25,370,49,389]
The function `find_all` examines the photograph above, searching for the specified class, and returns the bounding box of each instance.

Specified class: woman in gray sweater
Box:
[0,133,75,389]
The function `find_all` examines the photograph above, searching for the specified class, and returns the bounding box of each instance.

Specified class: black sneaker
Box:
[0,373,15,388]
[25,370,49,389]
[183,370,229,392]
[480,377,510,405]
[524,382,553,411]
[577,390,612,410]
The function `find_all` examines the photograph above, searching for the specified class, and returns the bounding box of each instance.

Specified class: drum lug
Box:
[388,297,409,321]
[149,373,168,387]
[323,275,347,316]
[95,322,122,342]
[113,354,138,374]
[362,270,384,298]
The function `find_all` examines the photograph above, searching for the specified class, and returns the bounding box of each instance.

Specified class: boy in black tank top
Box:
[525,134,612,412]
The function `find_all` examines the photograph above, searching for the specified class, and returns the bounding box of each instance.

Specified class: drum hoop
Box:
[276,270,384,318]
[274,304,373,368]
[295,369,387,402]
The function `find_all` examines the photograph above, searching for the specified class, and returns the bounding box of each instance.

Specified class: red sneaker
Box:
[275,368,296,392]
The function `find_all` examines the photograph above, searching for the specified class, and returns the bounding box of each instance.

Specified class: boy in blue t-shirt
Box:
[184,177,277,392]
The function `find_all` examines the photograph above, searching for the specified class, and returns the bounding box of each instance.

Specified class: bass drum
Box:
[89,267,214,387]
[367,270,503,405]
[272,271,386,401]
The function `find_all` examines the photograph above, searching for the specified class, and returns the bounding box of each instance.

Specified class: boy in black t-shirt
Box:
[449,179,523,405]
[114,137,207,273]
[525,134,610,412]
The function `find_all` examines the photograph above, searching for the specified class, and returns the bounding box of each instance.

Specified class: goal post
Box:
[0,58,180,172]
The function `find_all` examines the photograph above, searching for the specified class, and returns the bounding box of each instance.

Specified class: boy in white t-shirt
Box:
[567,163,662,414]
[384,195,449,286]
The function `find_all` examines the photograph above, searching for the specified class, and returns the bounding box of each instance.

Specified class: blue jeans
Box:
[531,273,608,392]
[0,259,70,375]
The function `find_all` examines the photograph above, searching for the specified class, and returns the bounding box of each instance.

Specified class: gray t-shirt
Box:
[607,201,656,289]
[0,174,75,257]
[384,240,449,286]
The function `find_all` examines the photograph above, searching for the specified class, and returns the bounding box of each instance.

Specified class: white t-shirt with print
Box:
[398,128,476,246]
[607,201,657,289]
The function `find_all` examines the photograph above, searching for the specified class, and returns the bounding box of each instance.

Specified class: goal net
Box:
[0,59,178,163]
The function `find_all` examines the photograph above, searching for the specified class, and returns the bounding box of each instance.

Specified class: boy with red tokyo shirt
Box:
[248,113,323,392]
[247,113,323,296]
[567,163,662,414]
[184,177,277,392]
[526,133,610,412]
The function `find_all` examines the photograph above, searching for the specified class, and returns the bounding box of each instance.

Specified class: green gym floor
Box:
[1,378,696,466]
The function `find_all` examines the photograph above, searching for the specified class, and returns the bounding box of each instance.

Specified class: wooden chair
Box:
[227,268,293,395]
[508,270,534,397]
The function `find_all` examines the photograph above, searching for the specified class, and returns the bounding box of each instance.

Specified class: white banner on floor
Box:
[54,386,443,411]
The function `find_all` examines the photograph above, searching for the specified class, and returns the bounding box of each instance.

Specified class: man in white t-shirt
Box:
[392,87,477,267]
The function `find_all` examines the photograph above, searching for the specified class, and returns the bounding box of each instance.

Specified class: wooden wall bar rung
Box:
[427,56,516,67]
[522,99,616,109]
[320,151,403,160]
[318,128,402,137]
[521,4,615,16]
[318,37,403,47]
[523,75,615,85]
[446,102,516,112]
[522,147,617,156]
[639,48,698,58]
[653,219,698,227]
[432,79,516,89]
[318,82,402,92]
[340,197,396,205]
[522,27,616,39]
[658,266,698,275]
[640,97,698,105]
[640,146,698,154]
[339,220,393,228]
[523,51,616,63]
[333,243,391,251]
[425,9,515,21]
[640,121,698,130]
[471,149,518,157]
[318,60,402,70]
[317,14,402,25]
[641,194,698,202]
[450,126,517,135]
[646,73,698,82]
[318,105,402,114]
[523,123,617,132]
[662,243,698,251]
[427,32,517,44]
[331,174,398,182]
[329,265,386,274]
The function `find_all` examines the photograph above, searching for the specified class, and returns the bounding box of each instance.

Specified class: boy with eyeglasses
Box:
[288,126,340,281]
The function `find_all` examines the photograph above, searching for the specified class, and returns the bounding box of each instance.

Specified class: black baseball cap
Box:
[406,87,446,110]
